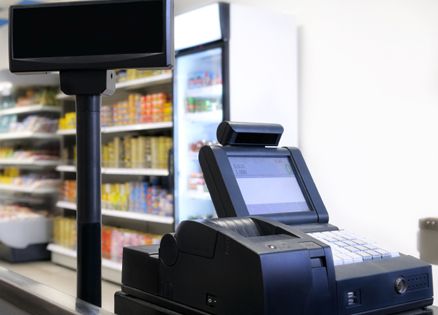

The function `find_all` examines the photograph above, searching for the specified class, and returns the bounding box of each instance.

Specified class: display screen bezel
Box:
[9,0,173,72]
[202,146,325,224]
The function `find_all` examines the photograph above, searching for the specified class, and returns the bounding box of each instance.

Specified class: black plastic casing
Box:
[216,121,284,146]
[199,145,330,226]
[9,0,174,72]
[121,217,337,315]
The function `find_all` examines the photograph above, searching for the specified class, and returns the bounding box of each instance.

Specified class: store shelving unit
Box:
[0,159,61,168]
[0,132,60,141]
[56,165,169,176]
[0,183,59,195]
[0,105,61,116]
[0,71,61,264]
[54,71,174,283]
[56,121,173,136]
[56,201,174,224]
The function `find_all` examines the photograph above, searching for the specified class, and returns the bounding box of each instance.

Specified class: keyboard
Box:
[308,230,400,266]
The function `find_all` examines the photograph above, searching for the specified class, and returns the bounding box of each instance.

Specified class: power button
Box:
[394,277,408,294]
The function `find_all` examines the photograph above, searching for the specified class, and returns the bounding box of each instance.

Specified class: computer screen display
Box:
[11,1,164,59]
[229,156,310,215]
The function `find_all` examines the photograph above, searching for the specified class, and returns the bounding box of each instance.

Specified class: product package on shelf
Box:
[0,205,51,262]
[61,180,173,217]
[0,86,60,110]
[0,146,59,162]
[59,92,172,131]
[0,167,60,191]
[0,115,58,134]
[102,135,172,169]
[53,216,161,262]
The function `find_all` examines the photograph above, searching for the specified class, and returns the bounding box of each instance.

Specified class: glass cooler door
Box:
[174,46,224,224]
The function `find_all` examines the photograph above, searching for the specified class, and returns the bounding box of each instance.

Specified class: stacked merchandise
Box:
[0,168,59,190]
[102,92,172,126]
[187,71,222,89]
[0,86,59,110]
[0,205,46,221]
[59,93,172,131]
[58,112,76,131]
[52,216,161,262]
[0,146,59,162]
[102,136,172,169]
[61,180,173,217]
[115,69,171,83]
[0,115,58,133]
[186,97,222,113]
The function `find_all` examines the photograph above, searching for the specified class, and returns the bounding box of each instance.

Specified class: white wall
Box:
[177,0,438,266]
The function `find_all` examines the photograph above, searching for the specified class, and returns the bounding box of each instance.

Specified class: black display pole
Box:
[60,70,116,306]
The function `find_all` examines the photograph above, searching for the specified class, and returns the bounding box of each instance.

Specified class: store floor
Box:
[0,260,120,312]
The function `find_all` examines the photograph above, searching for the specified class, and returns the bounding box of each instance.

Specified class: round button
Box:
[267,244,277,249]
[394,277,408,294]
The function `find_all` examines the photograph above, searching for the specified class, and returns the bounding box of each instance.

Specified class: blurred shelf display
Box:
[185,84,223,98]
[56,122,173,136]
[0,147,60,168]
[49,213,163,282]
[0,159,61,168]
[56,201,174,224]
[60,180,173,219]
[0,105,61,116]
[56,165,169,177]
[0,183,59,195]
[0,132,60,141]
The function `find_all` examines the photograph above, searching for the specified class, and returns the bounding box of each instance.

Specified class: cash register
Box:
[115,122,434,315]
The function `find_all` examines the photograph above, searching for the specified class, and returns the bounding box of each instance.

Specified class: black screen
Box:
[12,1,164,59]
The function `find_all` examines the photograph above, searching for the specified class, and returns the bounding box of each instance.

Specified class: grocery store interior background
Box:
[0,0,437,311]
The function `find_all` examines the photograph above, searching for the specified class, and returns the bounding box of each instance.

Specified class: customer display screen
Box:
[229,156,310,215]
[11,1,164,58]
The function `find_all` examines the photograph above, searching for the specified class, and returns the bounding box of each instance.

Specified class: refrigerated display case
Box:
[174,46,228,223]
[173,2,298,225]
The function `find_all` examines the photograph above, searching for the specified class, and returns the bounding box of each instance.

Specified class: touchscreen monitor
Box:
[229,156,310,215]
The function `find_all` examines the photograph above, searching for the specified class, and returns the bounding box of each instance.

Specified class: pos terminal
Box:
[115,122,434,315]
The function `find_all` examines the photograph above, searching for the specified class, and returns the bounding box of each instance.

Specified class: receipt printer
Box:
[116,217,336,315]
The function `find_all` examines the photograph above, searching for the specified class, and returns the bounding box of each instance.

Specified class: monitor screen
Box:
[229,156,310,215]
[11,0,164,59]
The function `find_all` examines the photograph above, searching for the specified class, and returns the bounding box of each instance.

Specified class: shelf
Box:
[56,201,174,224]
[55,165,76,173]
[57,122,173,136]
[56,165,169,176]
[185,110,223,123]
[185,84,222,98]
[187,191,211,200]
[0,159,61,167]
[47,243,122,284]
[56,73,173,100]
[0,105,61,116]
[101,122,173,134]
[116,73,172,90]
[56,129,75,136]
[0,132,60,141]
[0,183,59,195]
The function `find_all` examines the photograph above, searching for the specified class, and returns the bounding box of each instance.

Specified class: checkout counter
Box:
[0,267,113,315]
